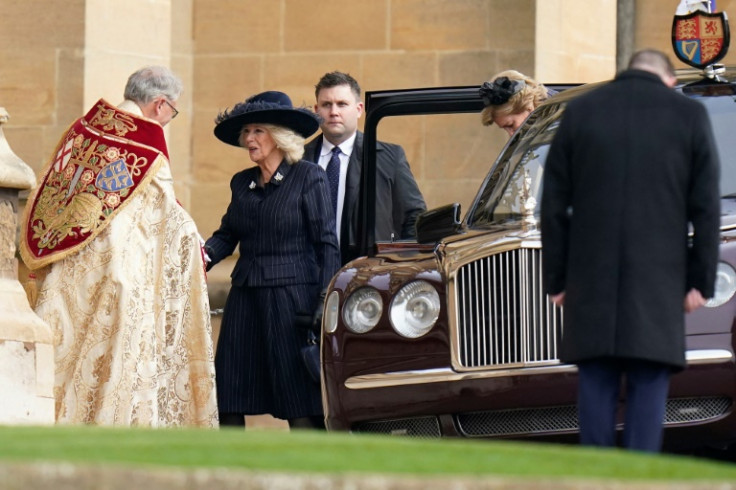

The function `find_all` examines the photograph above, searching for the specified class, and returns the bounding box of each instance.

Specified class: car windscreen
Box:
[466,102,564,227]
[466,89,736,228]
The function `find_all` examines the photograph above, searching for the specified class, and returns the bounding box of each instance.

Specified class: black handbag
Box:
[301,329,321,384]
[295,313,321,384]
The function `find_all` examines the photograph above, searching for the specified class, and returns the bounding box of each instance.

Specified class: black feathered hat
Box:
[214,91,320,147]
[479,77,526,107]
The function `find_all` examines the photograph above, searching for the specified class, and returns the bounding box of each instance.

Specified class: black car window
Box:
[686,93,736,197]
[466,86,736,229]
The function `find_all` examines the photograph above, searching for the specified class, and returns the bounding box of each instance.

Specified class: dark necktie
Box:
[326,146,341,215]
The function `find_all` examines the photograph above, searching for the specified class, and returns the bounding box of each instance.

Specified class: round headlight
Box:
[389,280,440,338]
[343,287,383,333]
[705,262,736,308]
[324,290,340,333]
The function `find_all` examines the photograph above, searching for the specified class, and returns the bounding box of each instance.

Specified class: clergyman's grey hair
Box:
[124,66,183,104]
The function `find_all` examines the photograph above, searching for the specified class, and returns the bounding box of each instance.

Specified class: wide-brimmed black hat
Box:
[213,91,320,147]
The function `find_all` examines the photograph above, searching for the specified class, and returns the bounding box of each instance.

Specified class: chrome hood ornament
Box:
[520,168,538,234]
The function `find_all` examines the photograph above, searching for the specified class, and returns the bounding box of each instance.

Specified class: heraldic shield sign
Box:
[672,10,730,68]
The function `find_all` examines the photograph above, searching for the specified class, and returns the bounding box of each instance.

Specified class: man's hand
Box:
[684,288,707,313]
[550,291,566,307]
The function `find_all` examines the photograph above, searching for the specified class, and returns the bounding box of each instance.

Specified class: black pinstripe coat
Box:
[205,159,340,418]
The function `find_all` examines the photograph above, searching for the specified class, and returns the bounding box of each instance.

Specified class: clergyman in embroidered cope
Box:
[20,99,218,427]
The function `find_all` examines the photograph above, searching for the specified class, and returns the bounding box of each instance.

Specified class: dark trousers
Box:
[577,358,671,452]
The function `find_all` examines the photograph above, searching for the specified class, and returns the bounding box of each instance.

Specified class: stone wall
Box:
[3,1,736,231]
[0,0,617,232]
[4,1,733,297]
[535,0,617,82]
[192,0,529,229]
[0,0,85,177]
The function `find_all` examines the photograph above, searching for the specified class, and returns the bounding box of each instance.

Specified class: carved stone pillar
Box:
[0,107,54,424]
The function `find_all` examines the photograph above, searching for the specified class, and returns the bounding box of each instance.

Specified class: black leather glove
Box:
[311,289,328,334]
[203,244,215,272]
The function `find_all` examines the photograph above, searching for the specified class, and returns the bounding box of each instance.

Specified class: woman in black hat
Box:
[204,91,340,429]
[480,70,554,137]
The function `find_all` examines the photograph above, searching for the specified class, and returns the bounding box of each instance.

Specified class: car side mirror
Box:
[415,203,462,244]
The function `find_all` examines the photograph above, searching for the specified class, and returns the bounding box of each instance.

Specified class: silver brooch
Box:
[274,172,283,182]
[249,181,256,189]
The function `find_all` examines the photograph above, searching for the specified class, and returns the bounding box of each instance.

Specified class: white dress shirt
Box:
[317,132,357,242]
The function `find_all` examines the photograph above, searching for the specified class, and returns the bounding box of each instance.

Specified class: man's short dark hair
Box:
[315,71,361,100]
[628,49,675,78]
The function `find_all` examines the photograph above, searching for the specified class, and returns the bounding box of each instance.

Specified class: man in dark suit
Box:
[304,71,426,265]
[541,49,720,452]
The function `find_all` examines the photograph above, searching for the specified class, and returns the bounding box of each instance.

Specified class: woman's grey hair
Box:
[124,66,183,104]
[238,123,306,164]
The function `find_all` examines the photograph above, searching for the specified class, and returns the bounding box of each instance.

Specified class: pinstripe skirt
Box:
[215,284,322,419]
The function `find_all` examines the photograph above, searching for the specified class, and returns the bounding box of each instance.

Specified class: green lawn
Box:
[1,425,735,482]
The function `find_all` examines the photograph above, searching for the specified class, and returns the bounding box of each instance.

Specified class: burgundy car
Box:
[319,67,736,454]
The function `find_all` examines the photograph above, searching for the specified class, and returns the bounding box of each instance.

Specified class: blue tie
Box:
[326,146,341,215]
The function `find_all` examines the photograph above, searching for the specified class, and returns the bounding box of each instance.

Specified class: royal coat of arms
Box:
[672,10,730,68]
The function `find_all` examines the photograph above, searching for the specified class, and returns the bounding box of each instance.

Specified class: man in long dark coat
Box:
[541,49,720,452]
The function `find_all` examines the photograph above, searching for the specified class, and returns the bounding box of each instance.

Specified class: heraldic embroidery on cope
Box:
[21,99,168,269]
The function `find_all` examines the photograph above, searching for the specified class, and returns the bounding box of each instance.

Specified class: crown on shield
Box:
[672,5,730,69]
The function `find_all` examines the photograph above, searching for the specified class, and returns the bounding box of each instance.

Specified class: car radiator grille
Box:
[455,248,563,368]
[456,396,731,437]
[347,398,730,439]
[352,416,441,437]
